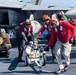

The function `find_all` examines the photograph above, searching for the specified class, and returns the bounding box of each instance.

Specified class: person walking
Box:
[44,18,76,74]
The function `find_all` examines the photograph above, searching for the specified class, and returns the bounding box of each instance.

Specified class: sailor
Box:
[69,18,76,44]
[0,28,11,49]
[57,11,69,22]
[17,19,33,62]
[44,18,76,74]
[70,18,76,27]
[36,14,56,62]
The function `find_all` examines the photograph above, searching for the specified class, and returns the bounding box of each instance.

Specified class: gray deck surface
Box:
[0,40,76,75]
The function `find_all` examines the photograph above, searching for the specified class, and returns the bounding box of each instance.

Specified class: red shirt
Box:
[48,21,76,47]
[20,22,32,36]
[37,21,52,37]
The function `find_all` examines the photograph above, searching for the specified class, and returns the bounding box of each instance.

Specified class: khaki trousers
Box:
[54,39,72,69]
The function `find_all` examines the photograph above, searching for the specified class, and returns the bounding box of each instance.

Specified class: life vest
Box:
[20,23,32,36]
[43,22,52,33]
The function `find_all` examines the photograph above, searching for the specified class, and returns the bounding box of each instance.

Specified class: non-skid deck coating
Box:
[0,41,76,75]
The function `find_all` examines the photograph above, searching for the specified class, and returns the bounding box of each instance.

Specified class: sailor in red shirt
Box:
[70,18,76,27]
[36,14,56,62]
[44,18,76,74]
[18,19,33,62]
[36,15,52,38]
[69,18,76,44]
[20,19,33,41]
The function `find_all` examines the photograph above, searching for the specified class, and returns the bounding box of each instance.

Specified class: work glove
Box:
[69,38,74,44]
[44,46,49,51]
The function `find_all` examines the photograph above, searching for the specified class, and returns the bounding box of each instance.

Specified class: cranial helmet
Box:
[43,14,50,21]
[57,12,63,20]
[51,18,58,22]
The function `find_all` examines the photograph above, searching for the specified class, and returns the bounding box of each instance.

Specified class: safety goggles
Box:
[26,23,30,26]
[43,19,49,22]
[51,20,57,27]
[24,21,30,26]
